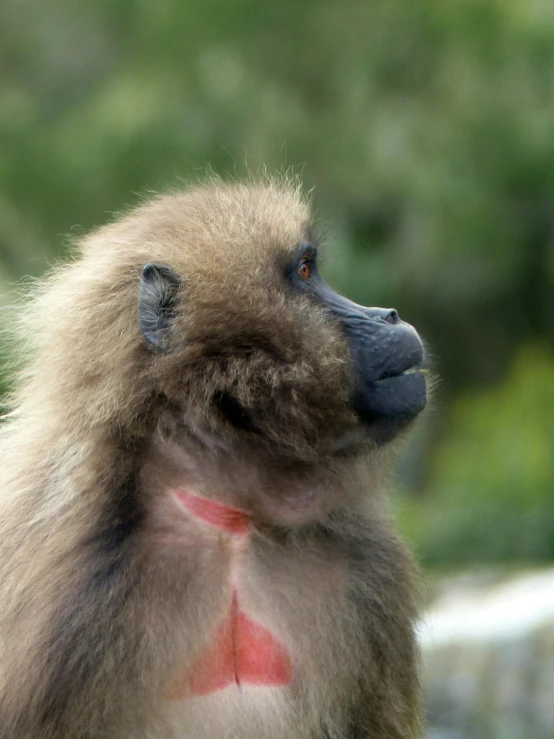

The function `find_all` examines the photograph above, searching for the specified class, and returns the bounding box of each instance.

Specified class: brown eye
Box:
[298,260,311,279]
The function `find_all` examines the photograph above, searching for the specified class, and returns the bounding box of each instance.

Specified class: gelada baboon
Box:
[0,180,427,739]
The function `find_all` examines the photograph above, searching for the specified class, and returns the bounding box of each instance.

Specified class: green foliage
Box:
[398,345,554,564]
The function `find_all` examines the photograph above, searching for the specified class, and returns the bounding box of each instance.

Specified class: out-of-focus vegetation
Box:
[399,345,554,565]
[0,0,553,566]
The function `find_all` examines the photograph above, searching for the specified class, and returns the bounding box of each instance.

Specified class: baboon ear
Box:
[138,263,181,350]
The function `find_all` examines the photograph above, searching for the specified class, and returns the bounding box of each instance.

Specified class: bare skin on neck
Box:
[164,489,293,698]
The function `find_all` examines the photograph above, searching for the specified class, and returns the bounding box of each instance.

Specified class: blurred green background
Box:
[1,0,553,569]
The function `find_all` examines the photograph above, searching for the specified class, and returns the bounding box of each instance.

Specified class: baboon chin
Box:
[0,179,427,739]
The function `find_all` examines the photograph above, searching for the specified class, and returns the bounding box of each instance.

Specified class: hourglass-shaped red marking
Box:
[168,490,293,698]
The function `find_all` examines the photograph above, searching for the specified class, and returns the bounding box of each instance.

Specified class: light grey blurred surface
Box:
[421,570,554,739]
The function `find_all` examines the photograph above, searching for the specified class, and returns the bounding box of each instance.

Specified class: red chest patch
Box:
[174,489,252,536]
[167,490,293,698]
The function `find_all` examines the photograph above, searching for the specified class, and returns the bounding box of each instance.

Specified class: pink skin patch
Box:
[168,490,293,698]
[188,590,292,696]
[173,489,252,535]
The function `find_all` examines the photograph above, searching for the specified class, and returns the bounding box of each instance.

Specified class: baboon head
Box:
[133,183,427,458]
[25,180,426,522]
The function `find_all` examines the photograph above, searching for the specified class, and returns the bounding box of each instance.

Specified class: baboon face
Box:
[283,241,427,442]
[136,186,426,457]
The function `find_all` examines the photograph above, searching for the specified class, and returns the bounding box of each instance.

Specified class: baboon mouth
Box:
[377,365,428,383]
[374,349,427,382]
[398,366,426,376]
[376,366,424,381]
[353,370,427,443]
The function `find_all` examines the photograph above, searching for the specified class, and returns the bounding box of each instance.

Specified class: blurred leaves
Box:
[399,345,554,564]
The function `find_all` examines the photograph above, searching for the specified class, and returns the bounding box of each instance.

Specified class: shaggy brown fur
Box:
[0,179,423,738]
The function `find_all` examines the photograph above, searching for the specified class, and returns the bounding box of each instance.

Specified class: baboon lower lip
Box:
[353,371,427,441]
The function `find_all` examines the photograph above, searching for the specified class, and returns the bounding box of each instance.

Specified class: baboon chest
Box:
[165,490,293,698]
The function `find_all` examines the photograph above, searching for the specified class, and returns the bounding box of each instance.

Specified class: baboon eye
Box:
[298,258,312,280]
